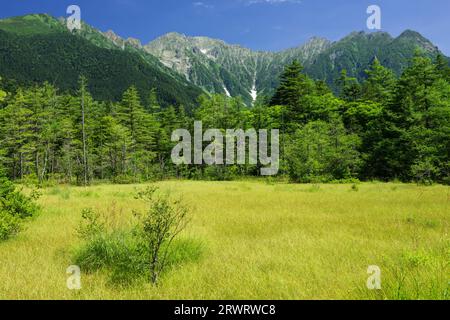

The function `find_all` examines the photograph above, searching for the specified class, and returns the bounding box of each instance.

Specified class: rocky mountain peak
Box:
[104,30,123,44]
[396,29,438,53]
[126,37,142,49]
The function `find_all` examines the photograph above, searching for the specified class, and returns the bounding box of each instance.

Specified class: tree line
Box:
[0,50,449,185]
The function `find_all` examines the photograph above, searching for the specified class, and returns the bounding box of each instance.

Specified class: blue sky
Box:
[1,0,449,54]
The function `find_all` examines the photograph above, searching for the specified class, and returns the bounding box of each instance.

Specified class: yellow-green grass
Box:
[0,181,448,300]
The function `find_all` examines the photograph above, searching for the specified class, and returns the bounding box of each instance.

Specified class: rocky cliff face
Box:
[145,33,331,103]
[144,30,443,102]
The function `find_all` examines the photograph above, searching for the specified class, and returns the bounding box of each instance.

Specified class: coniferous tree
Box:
[117,86,158,180]
[270,60,314,122]
[434,54,450,81]
[363,58,397,104]
[0,89,32,179]
[78,76,90,186]
[337,70,362,102]
[384,51,447,180]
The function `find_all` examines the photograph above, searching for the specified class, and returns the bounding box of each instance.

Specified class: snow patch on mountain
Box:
[199,47,216,60]
[223,86,231,97]
[250,75,257,102]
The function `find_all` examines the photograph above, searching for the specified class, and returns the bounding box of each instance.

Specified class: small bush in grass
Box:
[265,177,275,185]
[77,208,106,240]
[133,186,190,284]
[73,186,199,286]
[0,176,40,240]
[358,250,448,300]
[112,174,137,185]
[307,184,321,193]
[47,186,71,199]
[78,190,99,198]
[0,210,21,240]
[0,177,40,219]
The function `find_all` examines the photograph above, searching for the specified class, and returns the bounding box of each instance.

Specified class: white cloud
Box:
[193,2,214,9]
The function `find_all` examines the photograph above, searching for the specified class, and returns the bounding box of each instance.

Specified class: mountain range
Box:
[0,14,448,107]
[145,30,445,104]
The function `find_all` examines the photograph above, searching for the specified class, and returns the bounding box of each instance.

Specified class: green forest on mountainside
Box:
[0,15,203,109]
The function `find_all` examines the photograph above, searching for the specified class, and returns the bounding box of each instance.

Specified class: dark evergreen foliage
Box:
[0,29,203,109]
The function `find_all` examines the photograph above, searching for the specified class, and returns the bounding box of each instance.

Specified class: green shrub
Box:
[306,184,321,193]
[73,187,201,286]
[112,174,138,185]
[77,208,105,240]
[0,176,40,240]
[0,177,40,219]
[133,187,190,284]
[0,210,21,240]
[47,186,71,199]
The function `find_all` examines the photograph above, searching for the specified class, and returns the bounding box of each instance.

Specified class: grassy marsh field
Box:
[0,181,449,300]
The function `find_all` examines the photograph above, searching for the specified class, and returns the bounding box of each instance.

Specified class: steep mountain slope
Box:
[146,33,261,102]
[145,33,331,103]
[0,14,204,108]
[303,31,442,87]
[146,30,445,100]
